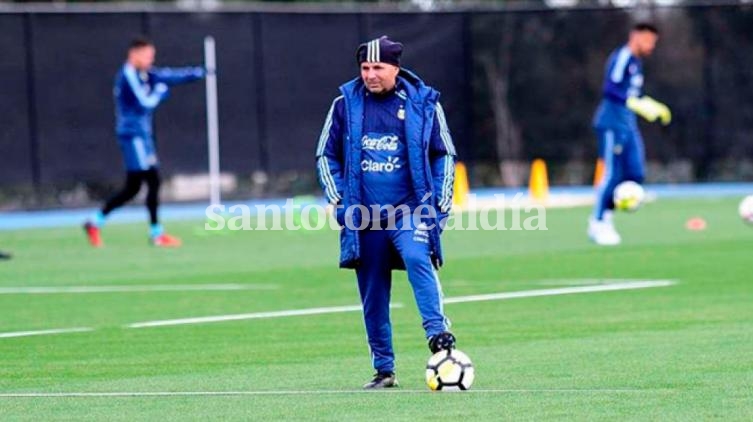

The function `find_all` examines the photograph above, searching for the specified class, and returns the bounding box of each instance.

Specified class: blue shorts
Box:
[118,134,158,171]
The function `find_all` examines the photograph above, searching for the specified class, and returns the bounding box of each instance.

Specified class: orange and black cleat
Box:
[83,222,103,247]
[151,233,182,248]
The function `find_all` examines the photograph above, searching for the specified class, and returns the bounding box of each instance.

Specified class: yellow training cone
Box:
[528,159,549,203]
[453,161,469,209]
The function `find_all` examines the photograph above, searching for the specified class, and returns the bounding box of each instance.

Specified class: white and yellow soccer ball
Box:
[613,181,646,212]
[738,195,753,224]
[425,349,474,391]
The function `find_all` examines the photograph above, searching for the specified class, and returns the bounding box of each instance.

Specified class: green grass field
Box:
[1,198,751,420]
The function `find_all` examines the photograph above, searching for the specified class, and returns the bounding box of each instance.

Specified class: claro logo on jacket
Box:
[361,156,402,173]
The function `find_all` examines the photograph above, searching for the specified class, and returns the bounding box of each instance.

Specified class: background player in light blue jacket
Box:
[84,37,205,248]
[589,23,671,245]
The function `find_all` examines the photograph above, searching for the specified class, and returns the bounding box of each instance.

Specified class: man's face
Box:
[630,31,658,57]
[128,45,156,71]
[360,62,399,94]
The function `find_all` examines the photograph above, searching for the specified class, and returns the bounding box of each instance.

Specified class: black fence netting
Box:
[0,4,752,209]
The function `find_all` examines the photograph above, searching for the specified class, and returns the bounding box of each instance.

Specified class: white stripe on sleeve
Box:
[315,96,343,157]
[610,47,632,84]
[123,65,161,109]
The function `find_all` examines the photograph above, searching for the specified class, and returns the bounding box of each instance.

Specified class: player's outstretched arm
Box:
[123,65,169,110]
[315,96,346,206]
[627,96,672,126]
[151,66,206,86]
[429,103,457,217]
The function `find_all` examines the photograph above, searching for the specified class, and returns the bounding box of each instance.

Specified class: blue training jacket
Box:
[315,68,457,270]
[114,63,205,137]
[593,45,644,132]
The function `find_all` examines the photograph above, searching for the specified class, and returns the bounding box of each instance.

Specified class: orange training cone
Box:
[593,158,605,186]
[453,161,469,209]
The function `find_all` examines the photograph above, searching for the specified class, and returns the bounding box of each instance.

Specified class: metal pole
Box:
[204,36,220,206]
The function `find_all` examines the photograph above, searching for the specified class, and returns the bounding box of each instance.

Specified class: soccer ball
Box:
[739,195,753,224]
[613,181,645,212]
[425,349,474,391]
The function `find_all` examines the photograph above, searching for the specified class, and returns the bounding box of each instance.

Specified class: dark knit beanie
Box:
[356,36,403,66]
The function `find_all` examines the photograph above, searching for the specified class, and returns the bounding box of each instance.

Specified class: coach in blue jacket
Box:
[316,36,458,389]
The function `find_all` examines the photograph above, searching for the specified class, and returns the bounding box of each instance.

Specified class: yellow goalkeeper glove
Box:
[626,96,672,126]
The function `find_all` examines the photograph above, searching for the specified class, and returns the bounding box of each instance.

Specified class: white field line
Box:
[443,280,676,305]
[0,284,277,295]
[0,281,676,338]
[127,280,676,329]
[0,327,93,339]
[534,278,639,286]
[0,388,663,398]
[127,303,406,329]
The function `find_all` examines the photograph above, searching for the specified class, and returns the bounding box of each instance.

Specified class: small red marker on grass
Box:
[685,217,707,231]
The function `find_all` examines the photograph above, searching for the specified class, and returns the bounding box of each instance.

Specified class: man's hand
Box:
[626,96,672,125]
[194,67,209,78]
[154,82,169,95]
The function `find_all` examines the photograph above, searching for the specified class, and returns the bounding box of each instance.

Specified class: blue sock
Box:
[150,224,164,238]
[92,211,106,228]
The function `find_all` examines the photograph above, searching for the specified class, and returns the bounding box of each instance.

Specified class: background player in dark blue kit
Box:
[589,23,672,245]
[84,37,205,248]
[316,36,457,389]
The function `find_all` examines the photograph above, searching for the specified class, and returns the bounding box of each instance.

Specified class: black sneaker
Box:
[363,372,398,389]
[428,331,456,353]
[0,250,11,260]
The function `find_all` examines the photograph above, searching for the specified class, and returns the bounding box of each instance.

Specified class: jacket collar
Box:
[340,67,435,103]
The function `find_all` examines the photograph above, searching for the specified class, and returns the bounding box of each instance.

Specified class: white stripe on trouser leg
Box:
[133,137,149,170]
[434,270,450,330]
[593,130,615,220]
[356,281,378,371]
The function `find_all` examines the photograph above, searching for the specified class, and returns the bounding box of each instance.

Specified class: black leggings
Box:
[102,168,161,225]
